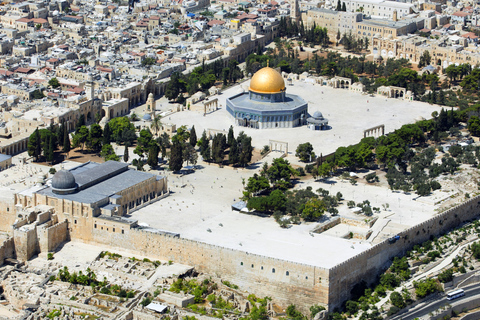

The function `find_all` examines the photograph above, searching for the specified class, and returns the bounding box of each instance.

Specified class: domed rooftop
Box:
[51,170,77,194]
[249,67,285,94]
[313,111,324,119]
[142,113,152,121]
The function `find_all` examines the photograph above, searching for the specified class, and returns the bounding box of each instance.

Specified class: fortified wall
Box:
[79,195,480,311]
[86,228,331,311]
[328,196,480,308]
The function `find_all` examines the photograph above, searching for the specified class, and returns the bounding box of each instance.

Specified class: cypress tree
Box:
[124,143,129,163]
[63,129,71,156]
[58,123,64,147]
[189,125,197,147]
[35,129,41,161]
[46,135,54,164]
[169,141,183,172]
[229,137,238,165]
[103,123,111,144]
[147,144,159,168]
[227,125,235,147]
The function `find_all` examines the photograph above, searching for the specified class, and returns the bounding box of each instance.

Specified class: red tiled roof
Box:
[15,67,33,73]
[150,15,160,20]
[462,32,478,39]
[97,66,113,72]
[453,11,469,17]
[207,19,225,26]
[0,69,14,76]
[67,87,84,94]
[16,17,31,23]
[32,18,47,23]
[46,58,59,62]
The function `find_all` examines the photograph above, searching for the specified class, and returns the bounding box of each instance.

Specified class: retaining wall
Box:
[328,196,480,309]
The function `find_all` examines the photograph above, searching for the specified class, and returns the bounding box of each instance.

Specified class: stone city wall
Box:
[0,238,15,266]
[328,196,480,309]
[13,227,38,262]
[86,227,330,311]
[38,220,69,253]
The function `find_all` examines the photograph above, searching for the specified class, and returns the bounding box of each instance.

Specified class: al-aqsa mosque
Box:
[226,66,308,129]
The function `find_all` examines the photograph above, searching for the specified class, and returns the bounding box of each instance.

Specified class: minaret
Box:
[290,0,301,24]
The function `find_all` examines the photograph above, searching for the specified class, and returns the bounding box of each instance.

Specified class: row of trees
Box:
[164,59,243,102]
[197,126,253,167]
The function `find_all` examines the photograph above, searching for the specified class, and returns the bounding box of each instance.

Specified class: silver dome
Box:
[51,170,77,194]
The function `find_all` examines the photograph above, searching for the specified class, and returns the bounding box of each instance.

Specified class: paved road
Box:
[375,239,479,310]
[389,284,480,320]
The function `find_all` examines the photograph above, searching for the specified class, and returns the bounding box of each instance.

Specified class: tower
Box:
[290,0,300,24]
[393,10,398,22]
[86,73,95,101]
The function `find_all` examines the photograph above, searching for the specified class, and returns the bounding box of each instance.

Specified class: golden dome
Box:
[249,67,285,94]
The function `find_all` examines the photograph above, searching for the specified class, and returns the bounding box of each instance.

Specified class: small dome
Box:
[148,92,154,99]
[313,111,323,119]
[143,113,152,121]
[375,33,381,38]
[51,170,76,193]
[249,67,285,94]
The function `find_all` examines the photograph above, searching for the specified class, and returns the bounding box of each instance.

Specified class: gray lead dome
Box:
[51,170,77,194]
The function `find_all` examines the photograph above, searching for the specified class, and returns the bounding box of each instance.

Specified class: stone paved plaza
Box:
[157,79,443,156]
[123,80,446,268]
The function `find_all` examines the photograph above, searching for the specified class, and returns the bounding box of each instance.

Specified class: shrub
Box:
[390,291,405,309]
[387,306,400,316]
[47,252,54,260]
[438,269,453,283]
[141,297,153,307]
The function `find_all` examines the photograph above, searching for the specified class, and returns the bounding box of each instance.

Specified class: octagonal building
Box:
[226,66,308,129]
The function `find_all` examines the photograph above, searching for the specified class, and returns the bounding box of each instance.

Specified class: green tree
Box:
[87,124,103,153]
[27,129,42,161]
[227,125,235,147]
[414,278,441,299]
[48,77,60,88]
[103,122,111,144]
[189,125,197,147]
[169,140,183,171]
[468,116,480,136]
[150,115,162,137]
[72,126,89,152]
[147,144,160,167]
[301,198,325,221]
[63,128,71,156]
[141,57,156,66]
[390,291,405,309]
[295,142,315,162]
[100,144,119,161]
[237,131,253,167]
[108,117,135,144]
[267,158,295,188]
[245,173,270,195]
[32,89,45,99]
[124,143,129,163]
